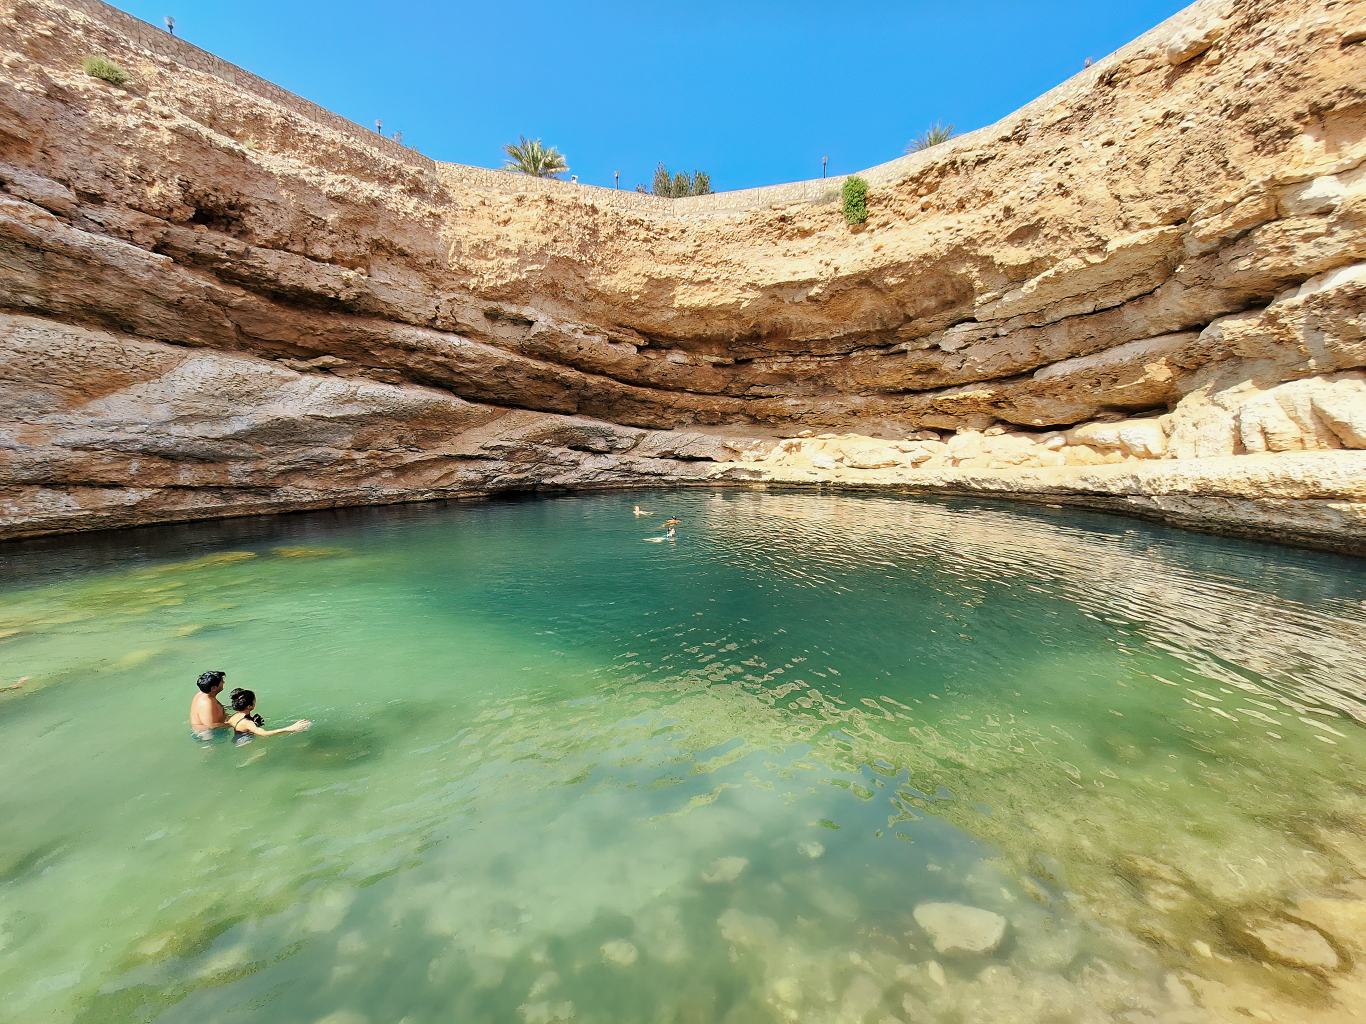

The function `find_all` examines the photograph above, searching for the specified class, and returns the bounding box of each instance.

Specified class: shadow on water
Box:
[0,837,67,886]
[238,700,456,771]
[276,726,382,770]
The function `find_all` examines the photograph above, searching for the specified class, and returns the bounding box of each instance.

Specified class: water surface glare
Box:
[3,491,1366,1024]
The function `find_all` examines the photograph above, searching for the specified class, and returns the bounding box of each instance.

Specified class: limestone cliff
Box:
[1,0,1365,550]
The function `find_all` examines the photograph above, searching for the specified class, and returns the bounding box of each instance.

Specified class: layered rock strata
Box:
[1,0,1365,551]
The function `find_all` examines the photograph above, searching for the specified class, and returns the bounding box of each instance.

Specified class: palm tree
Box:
[502,136,569,178]
[905,121,956,153]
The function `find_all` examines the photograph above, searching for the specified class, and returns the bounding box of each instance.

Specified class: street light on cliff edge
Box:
[615,171,620,190]
[822,156,828,178]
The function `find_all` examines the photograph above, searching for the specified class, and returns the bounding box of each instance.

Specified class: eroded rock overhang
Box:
[1,0,1364,551]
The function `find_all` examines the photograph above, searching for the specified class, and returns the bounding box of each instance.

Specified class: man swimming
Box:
[189,670,231,740]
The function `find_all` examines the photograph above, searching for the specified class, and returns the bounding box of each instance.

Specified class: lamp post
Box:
[614,171,620,190]
[822,156,828,178]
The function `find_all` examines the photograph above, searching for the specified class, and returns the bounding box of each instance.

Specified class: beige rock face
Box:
[1,0,1365,553]
[0,313,766,537]
[912,903,1009,956]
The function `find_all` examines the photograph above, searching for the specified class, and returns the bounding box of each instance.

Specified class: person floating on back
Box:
[633,505,652,517]
[227,688,310,745]
[190,670,230,741]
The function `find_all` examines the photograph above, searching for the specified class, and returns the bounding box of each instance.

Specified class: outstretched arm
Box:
[238,718,311,737]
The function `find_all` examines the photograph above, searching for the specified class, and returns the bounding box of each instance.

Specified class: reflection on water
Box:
[1,491,1365,1024]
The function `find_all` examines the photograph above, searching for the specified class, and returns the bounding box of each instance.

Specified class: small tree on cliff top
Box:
[905,120,956,153]
[502,136,569,178]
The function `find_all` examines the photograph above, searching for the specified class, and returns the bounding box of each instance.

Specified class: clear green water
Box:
[2,491,1366,1024]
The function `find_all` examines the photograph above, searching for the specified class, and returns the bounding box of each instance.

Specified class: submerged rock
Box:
[717,908,778,950]
[913,902,1008,955]
[701,856,748,883]
[1226,914,1340,972]
[1294,896,1366,955]
[271,546,350,558]
[518,1001,575,1024]
[600,939,638,967]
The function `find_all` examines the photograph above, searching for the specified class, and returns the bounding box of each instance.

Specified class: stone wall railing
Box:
[434,163,676,213]
[450,0,1225,218]
[25,0,1227,219]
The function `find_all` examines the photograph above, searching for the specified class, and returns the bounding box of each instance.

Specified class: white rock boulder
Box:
[1067,418,1168,458]
[913,902,1008,955]
[1165,16,1228,64]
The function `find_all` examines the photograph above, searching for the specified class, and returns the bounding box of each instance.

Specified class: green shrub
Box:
[842,175,869,226]
[82,56,129,86]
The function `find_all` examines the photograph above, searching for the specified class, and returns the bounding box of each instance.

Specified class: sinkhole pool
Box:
[2,489,1366,1024]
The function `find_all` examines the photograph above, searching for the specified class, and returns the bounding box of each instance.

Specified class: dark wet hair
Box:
[230,688,264,727]
[196,670,225,693]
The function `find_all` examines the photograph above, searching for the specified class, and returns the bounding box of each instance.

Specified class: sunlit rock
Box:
[701,856,748,883]
[1165,14,1229,64]
[518,1001,575,1024]
[913,902,1008,955]
[600,939,638,966]
[1066,418,1168,459]
[717,908,778,950]
[1225,914,1340,972]
[1294,897,1366,955]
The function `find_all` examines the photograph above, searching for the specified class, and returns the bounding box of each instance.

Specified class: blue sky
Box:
[109,0,1190,192]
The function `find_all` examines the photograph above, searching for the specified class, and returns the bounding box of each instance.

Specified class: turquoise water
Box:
[2,490,1366,1024]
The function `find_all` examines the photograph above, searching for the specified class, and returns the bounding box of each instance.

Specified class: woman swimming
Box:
[227,688,310,745]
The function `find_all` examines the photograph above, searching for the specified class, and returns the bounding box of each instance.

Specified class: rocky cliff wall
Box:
[1,0,1365,550]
